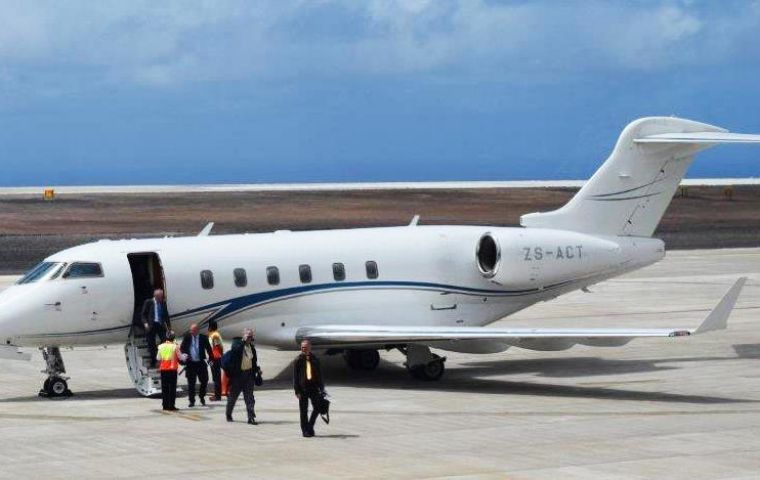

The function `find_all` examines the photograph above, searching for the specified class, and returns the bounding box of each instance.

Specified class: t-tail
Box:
[521,117,760,237]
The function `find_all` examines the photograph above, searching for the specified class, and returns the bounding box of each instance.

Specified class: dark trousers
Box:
[186,361,208,403]
[209,359,222,398]
[226,371,255,421]
[147,324,166,366]
[299,390,321,434]
[160,370,177,410]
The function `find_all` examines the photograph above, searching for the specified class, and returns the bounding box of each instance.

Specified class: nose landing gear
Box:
[38,347,73,398]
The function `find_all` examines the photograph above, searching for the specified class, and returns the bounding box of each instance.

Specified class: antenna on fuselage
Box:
[198,222,214,236]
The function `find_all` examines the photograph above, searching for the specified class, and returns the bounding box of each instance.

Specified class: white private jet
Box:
[0,117,757,398]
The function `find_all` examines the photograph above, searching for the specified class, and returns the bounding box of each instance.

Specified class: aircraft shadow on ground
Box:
[261,351,759,405]
[3,345,757,404]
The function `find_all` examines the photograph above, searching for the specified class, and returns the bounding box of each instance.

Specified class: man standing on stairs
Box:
[156,331,182,411]
[180,323,213,407]
[207,320,224,401]
[142,289,171,368]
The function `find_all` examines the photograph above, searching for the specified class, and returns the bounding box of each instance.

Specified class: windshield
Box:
[63,262,103,279]
[16,262,66,285]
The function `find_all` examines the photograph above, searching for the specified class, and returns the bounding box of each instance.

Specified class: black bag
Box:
[254,368,263,387]
[317,391,330,424]
[221,350,234,375]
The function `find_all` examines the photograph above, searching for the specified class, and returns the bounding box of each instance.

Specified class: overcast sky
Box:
[1,0,759,185]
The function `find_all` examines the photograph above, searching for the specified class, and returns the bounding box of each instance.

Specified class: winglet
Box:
[694,277,747,334]
[409,215,420,226]
[198,222,214,236]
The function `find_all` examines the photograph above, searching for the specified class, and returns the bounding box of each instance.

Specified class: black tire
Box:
[344,349,380,370]
[357,350,380,370]
[46,377,68,397]
[408,355,445,381]
[343,350,360,370]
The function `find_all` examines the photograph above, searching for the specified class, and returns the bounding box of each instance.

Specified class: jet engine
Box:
[475,229,657,290]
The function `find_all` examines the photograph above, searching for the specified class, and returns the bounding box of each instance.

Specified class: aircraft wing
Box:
[297,277,746,351]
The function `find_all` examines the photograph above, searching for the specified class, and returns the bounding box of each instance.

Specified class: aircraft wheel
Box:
[344,349,380,370]
[409,354,445,381]
[46,377,69,397]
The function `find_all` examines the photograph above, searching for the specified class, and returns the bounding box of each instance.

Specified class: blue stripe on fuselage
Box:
[172,280,567,325]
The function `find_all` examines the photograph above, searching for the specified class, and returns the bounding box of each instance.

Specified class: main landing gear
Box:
[338,345,446,381]
[343,349,381,371]
[39,347,72,398]
[402,345,445,381]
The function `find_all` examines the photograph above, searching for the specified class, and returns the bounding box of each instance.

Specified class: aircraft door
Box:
[127,253,168,328]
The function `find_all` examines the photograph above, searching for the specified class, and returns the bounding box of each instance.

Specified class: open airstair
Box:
[125,325,162,397]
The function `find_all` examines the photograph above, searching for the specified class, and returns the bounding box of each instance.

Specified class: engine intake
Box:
[476,233,500,277]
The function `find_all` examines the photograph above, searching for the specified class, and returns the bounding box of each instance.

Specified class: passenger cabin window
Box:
[266,266,280,286]
[332,262,346,281]
[299,264,312,284]
[200,270,214,289]
[365,260,379,279]
[16,261,66,284]
[234,268,247,287]
[63,262,103,279]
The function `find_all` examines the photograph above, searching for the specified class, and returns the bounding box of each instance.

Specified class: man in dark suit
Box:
[180,323,213,407]
[293,339,325,437]
[225,328,260,425]
[141,289,171,368]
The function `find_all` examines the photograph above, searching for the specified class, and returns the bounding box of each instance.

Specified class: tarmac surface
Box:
[0,248,759,479]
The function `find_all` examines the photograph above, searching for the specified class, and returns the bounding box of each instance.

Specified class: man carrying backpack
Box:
[223,328,260,425]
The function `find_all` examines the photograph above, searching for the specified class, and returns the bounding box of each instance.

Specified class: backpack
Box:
[221,350,234,375]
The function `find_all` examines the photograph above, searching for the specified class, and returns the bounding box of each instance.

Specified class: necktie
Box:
[306,359,312,381]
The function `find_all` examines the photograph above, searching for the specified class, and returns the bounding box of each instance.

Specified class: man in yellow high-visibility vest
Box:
[156,331,183,411]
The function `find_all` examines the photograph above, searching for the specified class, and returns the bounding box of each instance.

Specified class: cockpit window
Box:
[63,262,104,279]
[16,262,66,284]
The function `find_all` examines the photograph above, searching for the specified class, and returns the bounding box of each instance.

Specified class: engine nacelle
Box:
[475,228,663,290]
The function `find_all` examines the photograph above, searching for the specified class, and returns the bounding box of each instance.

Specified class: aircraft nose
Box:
[0,287,26,344]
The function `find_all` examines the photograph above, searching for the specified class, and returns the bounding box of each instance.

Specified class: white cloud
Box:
[0,0,757,90]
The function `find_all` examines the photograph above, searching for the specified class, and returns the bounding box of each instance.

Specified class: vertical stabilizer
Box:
[520,117,760,237]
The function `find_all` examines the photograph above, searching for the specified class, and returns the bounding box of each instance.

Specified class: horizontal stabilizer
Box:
[635,132,760,144]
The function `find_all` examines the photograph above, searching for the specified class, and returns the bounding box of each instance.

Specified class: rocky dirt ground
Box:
[0,186,757,273]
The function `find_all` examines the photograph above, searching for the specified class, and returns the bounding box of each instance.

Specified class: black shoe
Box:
[248,418,257,425]
[188,401,195,408]
[303,431,314,437]
[200,397,206,406]
[168,407,179,411]
[226,415,233,422]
